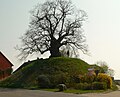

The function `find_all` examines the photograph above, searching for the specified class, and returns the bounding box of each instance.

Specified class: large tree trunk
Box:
[49,38,61,57]
[50,47,61,57]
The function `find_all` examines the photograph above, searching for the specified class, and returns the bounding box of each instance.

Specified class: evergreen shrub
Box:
[92,82,107,90]
[74,83,92,90]
[37,75,50,88]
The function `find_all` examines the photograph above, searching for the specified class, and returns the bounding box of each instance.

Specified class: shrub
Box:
[74,83,85,90]
[74,83,92,90]
[37,75,50,88]
[74,82,107,90]
[48,72,69,88]
[112,82,118,91]
[80,73,96,83]
[86,74,96,83]
[65,83,76,88]
[83,83,92,90]
[92,82,107,90]
[96,73,112,89]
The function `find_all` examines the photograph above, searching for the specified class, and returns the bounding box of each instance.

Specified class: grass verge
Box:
[41,88,110,94]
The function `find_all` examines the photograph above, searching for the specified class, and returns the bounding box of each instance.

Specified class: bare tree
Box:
[96,61,109,73]
[96,61,115,77]
[18,0,88,59]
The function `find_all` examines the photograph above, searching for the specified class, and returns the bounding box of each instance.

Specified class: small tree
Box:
[96,61,108,73]
[37,75,50,88]
[96,61,115,77]
[107,68,115,77]
[17,0,88,59]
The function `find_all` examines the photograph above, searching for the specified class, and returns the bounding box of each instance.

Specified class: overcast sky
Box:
[0,0,120,79]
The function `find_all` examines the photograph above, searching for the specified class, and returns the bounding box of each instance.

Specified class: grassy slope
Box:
[0,57,100,88]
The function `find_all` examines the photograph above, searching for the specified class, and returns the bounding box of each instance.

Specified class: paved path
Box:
[0,88,120,97]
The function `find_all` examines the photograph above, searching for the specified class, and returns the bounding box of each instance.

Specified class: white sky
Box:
[0,0,120,79]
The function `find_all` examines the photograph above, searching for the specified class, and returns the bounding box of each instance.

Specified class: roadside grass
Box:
[64,89,106,94]
[40,81,118,94]
[41,88,109,94]
[41,83,118,94]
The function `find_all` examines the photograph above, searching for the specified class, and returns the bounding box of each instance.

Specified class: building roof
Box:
[0,51,13,67]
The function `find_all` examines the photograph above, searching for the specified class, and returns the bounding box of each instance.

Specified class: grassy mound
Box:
[0,57,100,88]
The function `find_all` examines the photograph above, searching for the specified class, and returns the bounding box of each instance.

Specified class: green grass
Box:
[0,57,107,90]
[41,88,59,92]
[65,89,106,94]
[41,88,107,94]
[0,57,92,88]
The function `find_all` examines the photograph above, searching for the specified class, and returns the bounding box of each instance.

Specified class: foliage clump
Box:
[92,82,107,90]
[96,73,112,89]
[71,67,113,90]
[37,75,51,88]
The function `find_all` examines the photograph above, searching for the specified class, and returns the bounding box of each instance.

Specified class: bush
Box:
[74,83,85,90]
[83,83,92,90]
[74,83,92,90]
[80,74,96,83]
[48,72,69,88]
[111,81,118,91]
[86,74,96,83]
[65,83,76,88]
[92,82,107,90]
[96,73,112,89]
[74,82,107,90]
[37,75,50,88]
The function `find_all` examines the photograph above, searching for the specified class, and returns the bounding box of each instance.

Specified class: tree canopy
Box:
[18,0,88,59]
